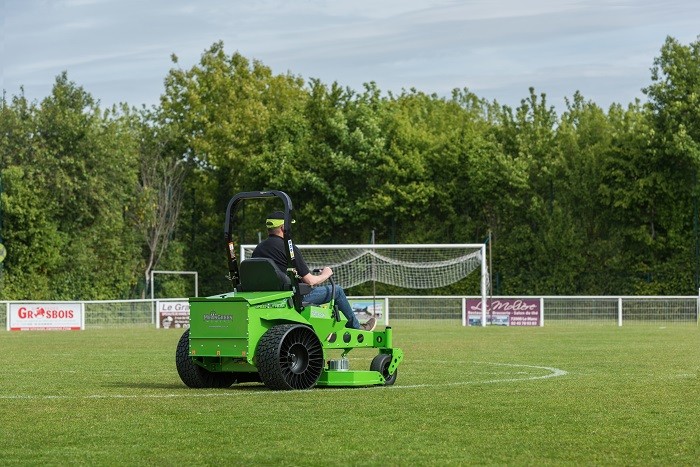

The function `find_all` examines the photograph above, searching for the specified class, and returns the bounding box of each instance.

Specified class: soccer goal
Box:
[150,270,199,300]
[240,244,488,322]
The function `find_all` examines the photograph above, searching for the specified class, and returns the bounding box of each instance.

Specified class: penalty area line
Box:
[0,362,567,401]
[378,362,567,390]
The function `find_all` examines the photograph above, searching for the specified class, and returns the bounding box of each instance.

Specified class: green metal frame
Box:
[188,290,403,387]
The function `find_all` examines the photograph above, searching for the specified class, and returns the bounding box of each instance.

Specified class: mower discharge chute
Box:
[175,190,403,390]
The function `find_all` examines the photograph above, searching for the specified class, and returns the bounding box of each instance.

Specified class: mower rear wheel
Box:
[176,329,239,388]
[370,353,398,385]
[256,324,324,390]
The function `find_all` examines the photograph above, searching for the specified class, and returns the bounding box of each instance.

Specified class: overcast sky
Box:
[2,0,699,114]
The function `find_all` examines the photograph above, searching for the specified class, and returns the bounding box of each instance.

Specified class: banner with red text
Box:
[466,299,541,326]
[8,303,84,331]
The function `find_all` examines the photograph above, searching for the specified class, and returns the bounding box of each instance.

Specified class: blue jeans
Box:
[303,284,360,329]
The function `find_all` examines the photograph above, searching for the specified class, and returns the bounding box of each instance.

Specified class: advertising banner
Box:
[8,303,84,331]
[349,299,384,322]
[466,299,541,326]
[157,300,190,329]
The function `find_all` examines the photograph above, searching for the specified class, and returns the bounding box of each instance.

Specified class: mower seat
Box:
[238,258,291,292]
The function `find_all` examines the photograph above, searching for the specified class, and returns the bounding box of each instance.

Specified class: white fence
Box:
[1,296,698,330]
[373,295,700,326]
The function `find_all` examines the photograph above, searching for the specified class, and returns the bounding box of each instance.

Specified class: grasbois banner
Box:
[8,303,84,331]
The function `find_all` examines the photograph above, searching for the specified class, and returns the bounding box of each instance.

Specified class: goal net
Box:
[240,243,488,301]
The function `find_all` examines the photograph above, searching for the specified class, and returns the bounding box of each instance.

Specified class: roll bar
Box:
[223,191,302,309]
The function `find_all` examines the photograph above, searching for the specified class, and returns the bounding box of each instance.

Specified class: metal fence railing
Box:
[2,295,698,330]
[538,296,699,325]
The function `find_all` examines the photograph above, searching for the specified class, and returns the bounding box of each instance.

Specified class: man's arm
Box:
[300,267,333,286]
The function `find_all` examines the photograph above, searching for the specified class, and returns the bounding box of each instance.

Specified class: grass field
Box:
[1,322,698,466]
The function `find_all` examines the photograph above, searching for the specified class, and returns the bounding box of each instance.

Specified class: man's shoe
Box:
[360,317,376,331]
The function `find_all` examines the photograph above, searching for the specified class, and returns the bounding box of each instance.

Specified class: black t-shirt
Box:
[252,235,310,277]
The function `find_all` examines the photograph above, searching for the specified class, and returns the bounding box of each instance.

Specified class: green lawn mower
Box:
[175,190,403,390]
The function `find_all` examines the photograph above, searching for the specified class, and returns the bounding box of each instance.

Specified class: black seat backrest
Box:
[238,258,292,292]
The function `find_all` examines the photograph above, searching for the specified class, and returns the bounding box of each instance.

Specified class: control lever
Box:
[313,268,340,323]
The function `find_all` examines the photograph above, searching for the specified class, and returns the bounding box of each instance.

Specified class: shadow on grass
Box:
[103,380,381,393]
[104,381,188,390]
[103,381,270,391]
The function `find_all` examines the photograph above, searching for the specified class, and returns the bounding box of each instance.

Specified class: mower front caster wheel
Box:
[371,353,398,385]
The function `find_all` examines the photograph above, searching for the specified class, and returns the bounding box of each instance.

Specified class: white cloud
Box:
[2,0,699,112]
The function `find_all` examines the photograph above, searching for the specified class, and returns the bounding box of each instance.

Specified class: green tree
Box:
[294,80,387,243]
[641,36,700,293]
[129,109,187,298]
[490,89,564,294]
[0,75,141,299]
[161,43,311,295]
[554,92,617,293]
[0,92,66,299]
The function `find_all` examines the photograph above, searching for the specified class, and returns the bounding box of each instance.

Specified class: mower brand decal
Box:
[287,240,295,259]
[203,312,233,321]
[255,301,287,309]
[310,310,326,318]
[227,242,236,259]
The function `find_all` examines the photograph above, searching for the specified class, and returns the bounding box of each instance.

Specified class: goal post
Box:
[240,244,488,325]
[150,270,199,300]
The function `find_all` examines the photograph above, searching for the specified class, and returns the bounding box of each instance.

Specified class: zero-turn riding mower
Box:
[175,190,403,390]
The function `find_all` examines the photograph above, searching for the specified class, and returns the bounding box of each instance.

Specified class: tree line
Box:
[1,36,699,299]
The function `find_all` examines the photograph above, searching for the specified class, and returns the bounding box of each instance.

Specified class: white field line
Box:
[0,362,567,401]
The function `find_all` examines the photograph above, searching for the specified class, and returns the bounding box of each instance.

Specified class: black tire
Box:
[176,329,240,388]
[209,371,239,388]
[256,324,324,390]
[371,353,398,386]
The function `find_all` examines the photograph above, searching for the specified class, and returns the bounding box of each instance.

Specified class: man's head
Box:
[266,211,295,232]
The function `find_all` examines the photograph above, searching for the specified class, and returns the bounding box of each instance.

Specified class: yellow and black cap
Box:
[266,211,295,229]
